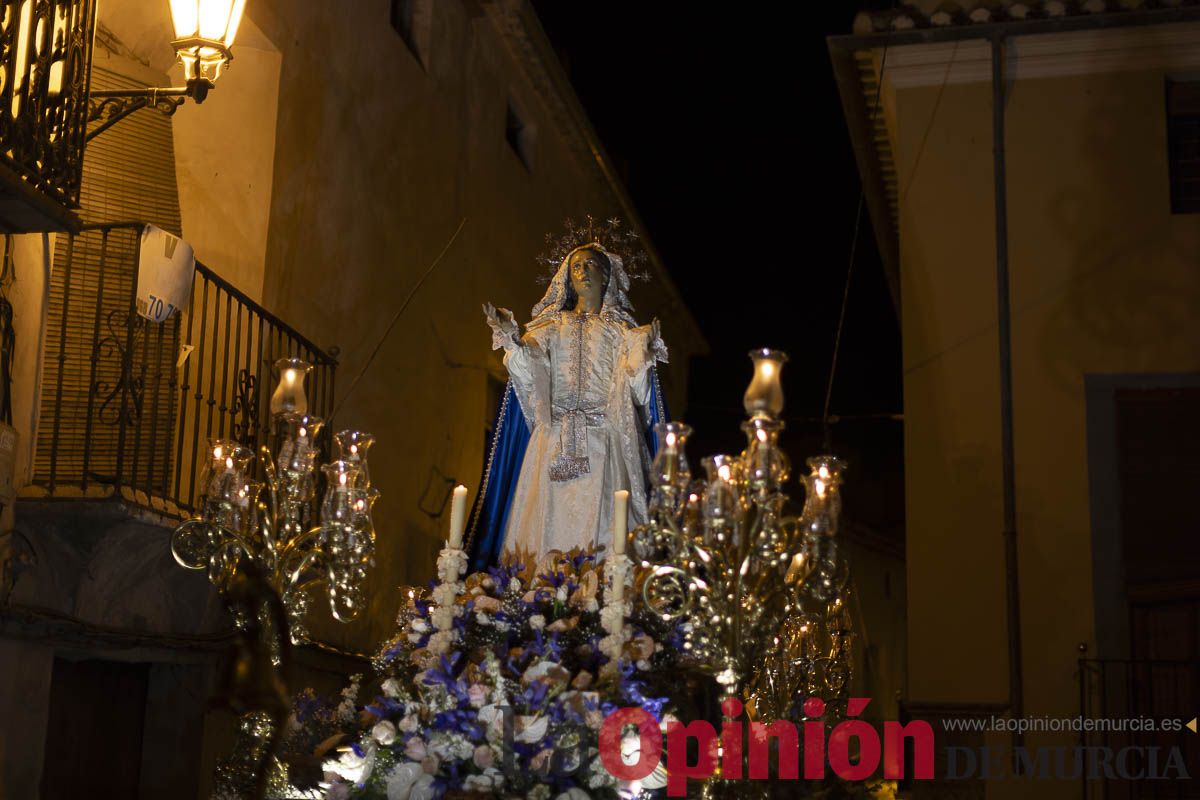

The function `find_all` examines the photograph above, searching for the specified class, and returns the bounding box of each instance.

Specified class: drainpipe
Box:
[990,34,1024,748]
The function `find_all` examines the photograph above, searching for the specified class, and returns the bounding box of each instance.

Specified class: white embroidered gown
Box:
[498,310,664,556]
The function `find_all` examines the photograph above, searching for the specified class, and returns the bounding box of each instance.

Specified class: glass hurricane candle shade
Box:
[319,461,374,622]
[270,358,312,417]
[319,461,363,525]
[335,430,375,488]
[800,456,845,537]
[701,454,740,533]
[741,417,789,493]
[651,421,692,487]
[743,348,787,419]
[798,456,848,603]
[276,413,324,481]
[199,439,254,529]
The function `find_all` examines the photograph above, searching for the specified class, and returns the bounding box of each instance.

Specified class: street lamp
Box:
[168,0,246,97]
[87,0,248,140]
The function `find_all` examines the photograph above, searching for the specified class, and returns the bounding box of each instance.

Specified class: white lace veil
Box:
[529,243,637,327]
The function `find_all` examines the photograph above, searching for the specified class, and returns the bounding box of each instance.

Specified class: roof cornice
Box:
[828,4,1200,322]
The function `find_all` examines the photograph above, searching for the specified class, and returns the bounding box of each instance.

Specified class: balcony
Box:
[0,222,345,798]
[22,221,337,516]
[0,0,96,233]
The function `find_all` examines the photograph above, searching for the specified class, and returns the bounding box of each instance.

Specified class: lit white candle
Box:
[612,489,630,604]
[612,490,630,555]
[448,485,468,549]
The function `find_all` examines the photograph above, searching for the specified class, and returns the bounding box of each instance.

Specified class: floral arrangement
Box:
[304,546,684,800]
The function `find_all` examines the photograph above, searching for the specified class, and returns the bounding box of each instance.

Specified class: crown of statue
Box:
[536,215,651,285]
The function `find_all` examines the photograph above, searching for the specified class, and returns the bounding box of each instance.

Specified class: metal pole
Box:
[991,35,1025,747]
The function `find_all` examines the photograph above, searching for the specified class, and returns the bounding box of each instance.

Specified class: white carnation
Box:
[427,630,455,655]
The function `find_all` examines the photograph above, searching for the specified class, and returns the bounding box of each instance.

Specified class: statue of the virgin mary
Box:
[466,224,668,571]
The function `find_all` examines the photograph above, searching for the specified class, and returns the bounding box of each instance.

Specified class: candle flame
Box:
[718,464,732,481]
[285,369,296,383]
[818,464,830,480]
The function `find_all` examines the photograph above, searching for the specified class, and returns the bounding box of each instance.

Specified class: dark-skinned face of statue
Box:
[568,247,608,313]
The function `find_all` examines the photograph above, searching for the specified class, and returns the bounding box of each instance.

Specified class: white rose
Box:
[409,774,437,800]
[554,789,591,800]
[462,774,491,791]
[482,766,504,789]
[398,713,419,733]
[324,742,375,785]
[556,585,569,602]
[372,720,397,745]
[529,615,546,631]
[381,678,402,698]
[384,761,424,800]
[462,769,504,792]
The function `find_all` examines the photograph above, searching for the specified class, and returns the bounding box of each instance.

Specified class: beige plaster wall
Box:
[169,22,282,303]
[4,234,53,498]
[897,67,1200,795]
[95,3,280,303]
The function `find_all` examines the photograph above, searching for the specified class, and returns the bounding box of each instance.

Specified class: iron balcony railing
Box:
[0,0,95,209]
[1079,657,1200,799]
[32,221,337,517]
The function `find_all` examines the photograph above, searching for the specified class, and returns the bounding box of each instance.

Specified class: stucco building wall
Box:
[897,64,1200,796]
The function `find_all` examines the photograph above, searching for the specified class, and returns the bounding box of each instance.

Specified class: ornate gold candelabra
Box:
[171,357,380,645]
[170,357,379,799]
[632,349,855,724]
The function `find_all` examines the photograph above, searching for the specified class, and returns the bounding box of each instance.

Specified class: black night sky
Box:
[532,3,905,539]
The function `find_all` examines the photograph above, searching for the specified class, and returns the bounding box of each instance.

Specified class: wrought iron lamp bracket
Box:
[86,78,214,141]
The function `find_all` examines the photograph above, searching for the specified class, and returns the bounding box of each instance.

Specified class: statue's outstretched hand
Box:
[648,318,668,364]
[483,303,520,350]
